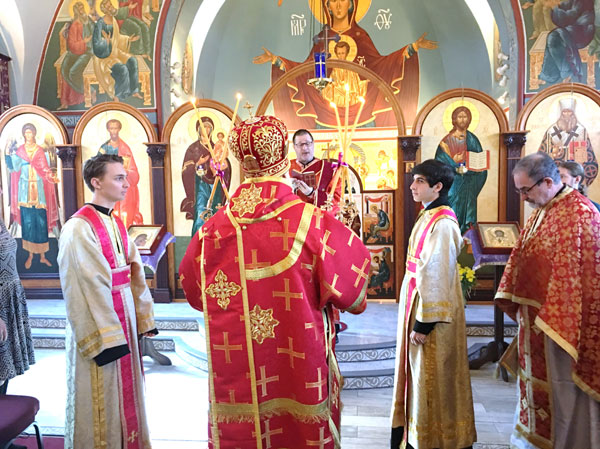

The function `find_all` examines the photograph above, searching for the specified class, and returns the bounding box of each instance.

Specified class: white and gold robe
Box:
[391,204,476,449]
[58,206,155,449]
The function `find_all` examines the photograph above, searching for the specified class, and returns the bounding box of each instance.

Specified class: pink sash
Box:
[74,205,143,449]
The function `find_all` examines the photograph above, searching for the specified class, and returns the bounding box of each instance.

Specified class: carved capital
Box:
[145,143,168,167]
[398,135,421,161]
[503,132,528,159]
[56,145,79,168]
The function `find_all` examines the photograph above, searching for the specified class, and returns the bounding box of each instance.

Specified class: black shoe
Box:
[9,444,28,449]
[391,426,404,449]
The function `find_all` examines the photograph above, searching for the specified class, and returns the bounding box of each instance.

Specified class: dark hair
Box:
[22,123,37,137]
[292,129,313,144]
[83,154,124,192]
[106,119,122,130]
[334,41,351,54]
[513,151,561,184]
[557,160,587,195]
[412,159,455,196]
[451,106,472,131]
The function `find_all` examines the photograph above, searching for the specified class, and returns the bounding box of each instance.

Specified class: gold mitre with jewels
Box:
[228,115,290,177]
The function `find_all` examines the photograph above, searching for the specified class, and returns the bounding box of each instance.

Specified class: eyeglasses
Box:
[294,141,313,148]
[515,177,545,196]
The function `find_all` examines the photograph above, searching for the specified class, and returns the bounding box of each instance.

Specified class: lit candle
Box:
[343,83,350,153]
[190,97,216,159]
[223,92,242,163]
[330,101,344,146]
[347,96,366,149]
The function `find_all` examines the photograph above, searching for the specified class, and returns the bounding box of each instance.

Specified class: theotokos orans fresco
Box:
[38,0,162,111]
[253,0,437,128]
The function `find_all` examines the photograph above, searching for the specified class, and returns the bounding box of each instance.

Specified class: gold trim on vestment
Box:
[535,316,578,362]
[421,301,452,310]
[245,204,312,281]
[212,397,330,423]
[77,325,123,348]
[328,416,341,449]
[91,363,106,449]
[344,281,367,312]
[514,425,553,449]
[200,238,221,449]
[80,334,127,359]
[235,199,303,224]
[494,291,541,309]
[572,372,600,402]
[418,311,452,320]
[226,208,263,449]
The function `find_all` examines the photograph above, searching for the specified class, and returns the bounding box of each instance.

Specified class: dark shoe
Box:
[391,426,404,449]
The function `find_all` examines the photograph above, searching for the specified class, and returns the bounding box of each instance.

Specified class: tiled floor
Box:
[8,347,516,448]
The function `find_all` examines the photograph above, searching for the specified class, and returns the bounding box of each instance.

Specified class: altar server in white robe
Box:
[58,153,156,449]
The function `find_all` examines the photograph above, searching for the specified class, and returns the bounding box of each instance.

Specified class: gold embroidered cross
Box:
[305,322,319,340]
[249,305,279,344]
[302,255,317,272]
[245,249,270,270]
[205,270,241,310]
[351,258,370,287]
[277,337,305,368]
[272,278,303,311]
[213,230,222,249]
[261,419,283,449]
[305,367,327,401]
[213,332,243,364]
[270,219,295,251]
[256,365,279,397]
[128,430,138,443]
[306,427,332,448]
[322,274,342,302]
[231,183,263,217]
[320,230,336,261]
[313,207,324,229]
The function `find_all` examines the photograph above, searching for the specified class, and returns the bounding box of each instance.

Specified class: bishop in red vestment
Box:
[180,115,370,449]
[496,152,600,449]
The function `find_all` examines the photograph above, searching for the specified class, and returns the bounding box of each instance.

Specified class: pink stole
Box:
[402,207,457,427]
[73,205,143,449]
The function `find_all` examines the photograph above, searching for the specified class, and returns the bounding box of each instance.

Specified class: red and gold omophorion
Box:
[180,177,370,449]
[495,187,600,449]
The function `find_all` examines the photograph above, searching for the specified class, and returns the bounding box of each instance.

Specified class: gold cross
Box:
[213,332,243,364]
[245,249,270,270]
[347,230,359,247]
[231,183,263,217]
[305,322,319,340]
[320,230,336,261]
[205,270,241,310]
[270,219,295,251]
[214,230,222,249]
[128,430,138,443]
[313,207,324,229]
[306,427,332,449]
[277,337,305,368]
[322,274,342,302]
[256,365,279,397]
[302,255,317,272]
[272,278,303,311]
[243,101,254,118]
[351,258,370,287]
[261,419,283,449]
[305,367,327,401]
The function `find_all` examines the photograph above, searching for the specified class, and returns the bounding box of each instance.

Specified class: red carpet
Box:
[13,435,63,449]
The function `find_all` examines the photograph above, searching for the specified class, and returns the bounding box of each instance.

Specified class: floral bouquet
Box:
[458,264,476,301]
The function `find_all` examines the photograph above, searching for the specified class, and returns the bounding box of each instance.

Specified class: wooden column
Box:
[145,142,171,303]
[397,135,421,297]
[57,145,80,220]
[502,131,528,223]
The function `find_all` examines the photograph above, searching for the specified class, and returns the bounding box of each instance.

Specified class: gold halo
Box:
[95,0,118,17]
[69,0,90,18]
[309,0,371,25]
[442,100,480,133]
[329,35,358,62]
[187,109,222,141]
[548,94,588,124]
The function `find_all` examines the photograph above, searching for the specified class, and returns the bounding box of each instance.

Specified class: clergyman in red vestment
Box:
[180,115,370,449]
[495,152,600,449]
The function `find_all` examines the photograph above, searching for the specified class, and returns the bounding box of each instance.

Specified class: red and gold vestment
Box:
[496,187,600,449]
[180,177,370,449]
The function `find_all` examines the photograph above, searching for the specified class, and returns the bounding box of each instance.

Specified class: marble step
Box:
[338,358,395,390]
